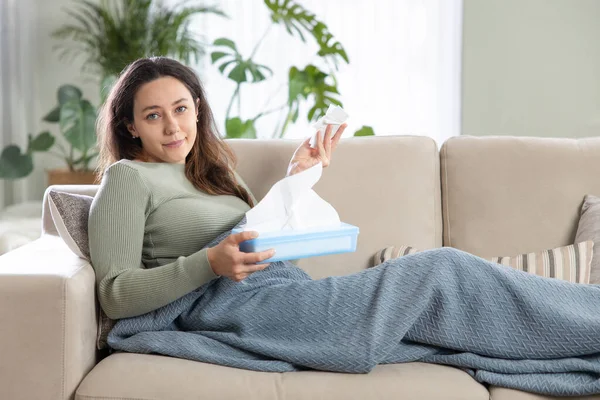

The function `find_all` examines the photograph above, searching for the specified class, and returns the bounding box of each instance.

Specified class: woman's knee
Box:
[430,247,465,272]
[437,246,464,259]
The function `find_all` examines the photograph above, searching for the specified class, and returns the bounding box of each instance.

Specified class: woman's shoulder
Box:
[101,159,150,189]
[105,159,158,178]
[103,159,184,190]
[107,158,141,171]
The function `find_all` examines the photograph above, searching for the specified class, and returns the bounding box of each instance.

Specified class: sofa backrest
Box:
[42,136,443,279]
[225,136,443,278]
[441,135,600,258]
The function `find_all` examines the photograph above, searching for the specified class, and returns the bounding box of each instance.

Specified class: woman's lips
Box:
[164,139,184,148]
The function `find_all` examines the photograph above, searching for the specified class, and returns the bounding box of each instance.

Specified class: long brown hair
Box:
[96,57,254,207]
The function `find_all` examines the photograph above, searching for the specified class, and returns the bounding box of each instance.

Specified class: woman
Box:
[89,57,600,396]
[91,56,346,319]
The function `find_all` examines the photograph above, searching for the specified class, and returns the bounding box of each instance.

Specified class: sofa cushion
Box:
[372,242,594,284]
[76,353,489,400]
[575,194,600,284]
[441,135,600,257]
[42,184,99,236]
[47,190,92,260]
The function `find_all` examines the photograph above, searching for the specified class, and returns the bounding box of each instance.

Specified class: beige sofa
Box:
[1,135,600,400]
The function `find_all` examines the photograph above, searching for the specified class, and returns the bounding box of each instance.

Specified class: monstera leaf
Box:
[264,0,348,65]
[211,38,272,83]
[288,65,342,122]
[59,99,98,152]
[225,117,257,139]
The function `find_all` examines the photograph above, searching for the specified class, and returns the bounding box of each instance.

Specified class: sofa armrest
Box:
[0,235,98,400]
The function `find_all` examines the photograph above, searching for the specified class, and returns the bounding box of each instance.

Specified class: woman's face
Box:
[127,76,199,164]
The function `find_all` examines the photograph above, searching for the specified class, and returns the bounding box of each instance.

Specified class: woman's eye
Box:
[176,106,187,113]
[146,113,159,120]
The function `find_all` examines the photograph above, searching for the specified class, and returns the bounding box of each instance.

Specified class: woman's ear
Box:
[195,98,200,116]
[126,122,136,136]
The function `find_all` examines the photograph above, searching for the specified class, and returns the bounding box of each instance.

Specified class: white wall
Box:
[462,0,600,138]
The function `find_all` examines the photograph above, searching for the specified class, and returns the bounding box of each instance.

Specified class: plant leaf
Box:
[213,37,237,51]
[354,126,375,137]
[212,38,272,84]
[210,51,230,63]
[43,106,61,123]
[58,84,83,105]
[60,99,98,152]
[29,131,56,152]
[263,0,348,66]
[225,117,257,139]
[287,64,342,122]
[53,0,225,78]
[0,145,34,179]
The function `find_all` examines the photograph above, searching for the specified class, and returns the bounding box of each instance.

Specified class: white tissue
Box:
[309,105,349,149]
[241,162,340,233]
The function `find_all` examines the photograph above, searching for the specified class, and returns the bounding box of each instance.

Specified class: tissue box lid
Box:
[232,222,359,243]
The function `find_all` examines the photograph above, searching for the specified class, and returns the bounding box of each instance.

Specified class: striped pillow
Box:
[372,242,594,284]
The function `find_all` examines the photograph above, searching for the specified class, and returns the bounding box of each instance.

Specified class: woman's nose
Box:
[164,115,179,135]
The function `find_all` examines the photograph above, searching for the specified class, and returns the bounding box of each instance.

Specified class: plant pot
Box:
[46,168,99,186]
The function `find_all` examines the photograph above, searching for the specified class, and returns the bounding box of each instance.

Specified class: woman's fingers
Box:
[332,123,347,151]
[231,230,259,244]
[243,248,276,265]
[316,129,329,166]
[324,124,333,155]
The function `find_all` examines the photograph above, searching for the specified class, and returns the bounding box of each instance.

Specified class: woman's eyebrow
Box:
[141,97,188,112]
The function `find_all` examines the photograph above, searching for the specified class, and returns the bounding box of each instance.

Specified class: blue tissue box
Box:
[232,223,359,263]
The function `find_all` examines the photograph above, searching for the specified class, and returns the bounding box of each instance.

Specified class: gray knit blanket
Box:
[107,219,600,396]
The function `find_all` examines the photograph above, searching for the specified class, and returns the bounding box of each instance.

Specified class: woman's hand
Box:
[207,231,275,282]
[286,123,347,176]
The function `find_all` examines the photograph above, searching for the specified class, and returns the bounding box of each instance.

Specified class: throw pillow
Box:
[575,194,600,284]
[372,242,594,284]
[47,190,115,349]
[48,190,93,260]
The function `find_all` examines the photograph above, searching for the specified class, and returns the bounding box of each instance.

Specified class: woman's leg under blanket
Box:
[192,247,600,373]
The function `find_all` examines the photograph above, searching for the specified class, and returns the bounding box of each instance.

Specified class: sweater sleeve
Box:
[88,163,219,320]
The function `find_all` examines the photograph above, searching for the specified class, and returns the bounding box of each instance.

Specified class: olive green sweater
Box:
[88,160,256,319]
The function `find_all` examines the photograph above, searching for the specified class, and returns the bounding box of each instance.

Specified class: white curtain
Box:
[192,0,463,145]
[0,0,36,210]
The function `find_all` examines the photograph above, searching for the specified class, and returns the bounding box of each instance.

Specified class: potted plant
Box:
[0,84,99,186]
[52,0,225,93]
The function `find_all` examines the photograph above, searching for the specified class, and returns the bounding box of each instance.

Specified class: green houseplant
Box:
[0,84,98,184]
[52,0,225,88]
[211,0,375,139]
[0,0,224,183]
[53,0,375,140]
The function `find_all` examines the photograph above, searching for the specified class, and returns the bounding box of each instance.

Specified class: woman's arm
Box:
[88,163,218,320]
